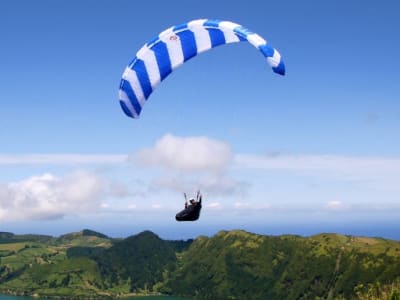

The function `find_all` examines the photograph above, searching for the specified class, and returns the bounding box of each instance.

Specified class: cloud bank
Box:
[2,135,400,221]
[234,153,400,190]
[0,171,105,221]
[0,154,127,165]
[150,174,248,196]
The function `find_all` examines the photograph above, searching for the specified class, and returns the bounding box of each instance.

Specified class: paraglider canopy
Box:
[119,19,285,118]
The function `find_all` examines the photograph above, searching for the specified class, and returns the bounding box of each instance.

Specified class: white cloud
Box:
[234,202,250,208]
[131,134,245,197]
[235,153,399,174]
[108,181,134,198]
[149,174,249,196]
[0,154,127,165]
[0,171,105,221]
[206,202,222,209]
[326,200,345,210]
[128,203,137,210]
[232,202,272,212]
[151,203,162,209]
[198,175,249,195]
[133,134,232,173]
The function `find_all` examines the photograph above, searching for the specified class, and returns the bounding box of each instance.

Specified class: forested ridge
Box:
[0,229,399,299]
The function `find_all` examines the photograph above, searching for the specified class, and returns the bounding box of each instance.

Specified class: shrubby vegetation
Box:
[0,229,399,299]
[354,279,400,300]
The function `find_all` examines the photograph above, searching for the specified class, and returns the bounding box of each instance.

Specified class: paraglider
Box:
[175,191,202,221]
[118,19,285,222]
[118,19,285,118]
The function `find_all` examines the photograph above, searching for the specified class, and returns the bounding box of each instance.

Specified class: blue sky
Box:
[1,0,399,240]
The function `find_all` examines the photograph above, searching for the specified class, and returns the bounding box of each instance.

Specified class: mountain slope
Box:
[165,230,400,299]
[95,230,179,293]
[0,229,399,299]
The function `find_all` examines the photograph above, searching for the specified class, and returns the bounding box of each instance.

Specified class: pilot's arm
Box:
[184,193,188,208]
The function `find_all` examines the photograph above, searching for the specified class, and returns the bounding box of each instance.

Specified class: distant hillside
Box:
[82,229,109,239]
[55,229,113,248]
[0,229,399,299]
[0,232,53,244]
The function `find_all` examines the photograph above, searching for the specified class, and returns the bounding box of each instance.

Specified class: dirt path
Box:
[327,246,344,299]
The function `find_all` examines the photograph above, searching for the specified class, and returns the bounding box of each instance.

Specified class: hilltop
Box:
[0,229,399,299]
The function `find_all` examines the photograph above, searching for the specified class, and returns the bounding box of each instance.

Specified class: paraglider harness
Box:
[175,191,202,221]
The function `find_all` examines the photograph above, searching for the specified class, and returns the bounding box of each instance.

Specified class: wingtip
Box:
[273,61,286,76]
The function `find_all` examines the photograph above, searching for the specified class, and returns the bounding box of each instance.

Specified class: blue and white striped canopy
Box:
[119,19,285,118]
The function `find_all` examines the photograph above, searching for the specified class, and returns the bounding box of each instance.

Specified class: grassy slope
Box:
[0,230,113,297]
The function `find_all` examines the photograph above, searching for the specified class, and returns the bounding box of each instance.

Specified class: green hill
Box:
[94,230,180,293]
[165,230,400,299]
[55,229,112,248]
[0,232,53,244]
[0,229,399,299]
[0,230,111,298]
